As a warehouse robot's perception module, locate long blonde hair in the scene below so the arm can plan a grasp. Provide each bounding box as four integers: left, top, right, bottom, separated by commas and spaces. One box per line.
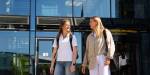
91, 16, 105, 37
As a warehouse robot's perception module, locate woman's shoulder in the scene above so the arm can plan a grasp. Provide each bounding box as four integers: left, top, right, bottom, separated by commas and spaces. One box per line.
87, 32, 93, 39
105, 28, 110, 32
105, 28, 112, 34
104, 28, 113, 37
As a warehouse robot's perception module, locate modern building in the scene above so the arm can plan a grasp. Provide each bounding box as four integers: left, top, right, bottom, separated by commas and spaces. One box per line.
0, 0, 150, 75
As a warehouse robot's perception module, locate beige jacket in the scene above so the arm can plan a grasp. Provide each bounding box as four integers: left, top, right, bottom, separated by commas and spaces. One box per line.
83, 29, 115, 69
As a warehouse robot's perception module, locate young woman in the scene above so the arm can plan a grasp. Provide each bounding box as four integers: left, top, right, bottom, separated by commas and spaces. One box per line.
82, 16, 115, 75
50, 19, 78, 75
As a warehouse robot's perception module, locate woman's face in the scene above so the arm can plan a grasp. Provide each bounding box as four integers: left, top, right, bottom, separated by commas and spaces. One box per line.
89, 19, 97, 30
62, 21, 71, 32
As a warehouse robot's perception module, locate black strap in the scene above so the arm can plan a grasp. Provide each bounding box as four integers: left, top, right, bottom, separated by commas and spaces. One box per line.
56, 35, 59, 49
103, 29, 108, 52
69, 34, 73, 51
69, 35, 78, 59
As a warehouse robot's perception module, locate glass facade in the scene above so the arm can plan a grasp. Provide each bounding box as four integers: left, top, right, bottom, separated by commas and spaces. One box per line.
0, 0, 149, 18
0, 31, 29, 54
36, 0, 116, 17
0, 0, 31, 75
0, 0, 150, 75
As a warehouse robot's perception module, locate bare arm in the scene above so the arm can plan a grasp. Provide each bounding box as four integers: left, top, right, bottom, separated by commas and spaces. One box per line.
72, 46, 77, 64
50, 47, 57, 68
71, 35, 78, 65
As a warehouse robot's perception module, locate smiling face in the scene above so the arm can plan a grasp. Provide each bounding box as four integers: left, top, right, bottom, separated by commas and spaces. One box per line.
62, 21, 71, 32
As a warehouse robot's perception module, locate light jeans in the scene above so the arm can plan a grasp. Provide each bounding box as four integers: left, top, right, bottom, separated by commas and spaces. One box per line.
90, 55, 110, 75
54, 61, 75, 75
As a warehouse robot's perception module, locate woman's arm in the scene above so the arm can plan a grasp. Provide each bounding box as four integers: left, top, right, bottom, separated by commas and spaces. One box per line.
50, 47, 57, 68
72, 46, 77, 65
72, 35, 78, 65
82, 37, 89, 74
106, 29, 115, 59
82, 37, 89, 66
50, 38, 57, 68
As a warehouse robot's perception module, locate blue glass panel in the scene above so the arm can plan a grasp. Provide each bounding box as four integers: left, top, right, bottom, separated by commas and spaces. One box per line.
83, 0, 116, 18
36, 0, 72, 16
38, 40, 53, 61
0, 31, 29, 54
0, 0, 30, 15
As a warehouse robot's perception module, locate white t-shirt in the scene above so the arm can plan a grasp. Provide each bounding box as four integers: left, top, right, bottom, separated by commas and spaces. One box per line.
53, 34, 77, 61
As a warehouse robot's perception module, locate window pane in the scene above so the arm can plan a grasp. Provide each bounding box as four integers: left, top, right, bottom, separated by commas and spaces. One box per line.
0, 0, 30, 15
83, 0, 116, 18
0, 31, 29, 54
36, 0, 72, 16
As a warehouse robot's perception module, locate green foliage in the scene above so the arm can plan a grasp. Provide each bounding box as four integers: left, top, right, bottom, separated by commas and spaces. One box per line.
12, 54, 30, 75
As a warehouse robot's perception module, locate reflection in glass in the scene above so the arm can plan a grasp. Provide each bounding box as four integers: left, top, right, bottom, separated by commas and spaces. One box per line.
0, 0, 30, 15
83, 0, 116, 18
0, 31, 29, 54
37, 0, 72, 16
0, 53, 30, 75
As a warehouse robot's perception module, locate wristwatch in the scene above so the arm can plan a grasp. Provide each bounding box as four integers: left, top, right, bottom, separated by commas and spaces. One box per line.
72, 63, 76, 66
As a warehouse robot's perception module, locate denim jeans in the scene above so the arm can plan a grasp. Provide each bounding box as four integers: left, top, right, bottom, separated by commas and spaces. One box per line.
54, 61, 75, 75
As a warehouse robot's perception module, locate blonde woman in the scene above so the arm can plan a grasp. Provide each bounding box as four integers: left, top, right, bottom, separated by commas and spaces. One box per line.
50, 19, 78, 75
82, 16, 115, 75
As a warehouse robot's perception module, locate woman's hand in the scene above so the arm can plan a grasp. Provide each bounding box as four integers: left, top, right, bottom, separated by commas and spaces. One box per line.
104, 57, 111, 65
81, 64, 86, 74
70, 64, 76, 72
50, 66, 54, 74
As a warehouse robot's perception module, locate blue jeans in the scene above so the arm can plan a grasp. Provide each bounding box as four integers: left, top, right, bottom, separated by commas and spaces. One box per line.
54, 61, 75, 75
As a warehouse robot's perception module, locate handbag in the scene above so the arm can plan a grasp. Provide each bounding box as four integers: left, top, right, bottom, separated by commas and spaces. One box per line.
103, 29, 118, 73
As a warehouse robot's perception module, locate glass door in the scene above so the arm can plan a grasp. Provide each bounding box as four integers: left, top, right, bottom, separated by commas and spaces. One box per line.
35, 37, 54, 75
